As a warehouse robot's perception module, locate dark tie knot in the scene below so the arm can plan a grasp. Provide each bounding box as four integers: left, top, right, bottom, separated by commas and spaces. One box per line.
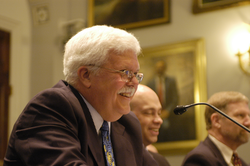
233, 153, 239, 158
101, 121, 109, 131
232, 152, 242, 166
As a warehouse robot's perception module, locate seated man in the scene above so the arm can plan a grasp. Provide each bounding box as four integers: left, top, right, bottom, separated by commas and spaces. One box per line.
182, 91, 250, 166
131, 84, 171, 166
4, 25, 158, 166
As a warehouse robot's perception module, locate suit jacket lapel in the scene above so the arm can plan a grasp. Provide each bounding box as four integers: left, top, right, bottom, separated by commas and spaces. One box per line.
69, 84, 105, 166
86, 120, 105, 166
79, 101, 105, 165
204, 137, 228, 166
111, 121, 138, 166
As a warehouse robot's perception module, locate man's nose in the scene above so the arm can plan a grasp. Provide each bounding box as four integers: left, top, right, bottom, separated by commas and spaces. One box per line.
243, 115, 250, 128
154, 115, 163, 125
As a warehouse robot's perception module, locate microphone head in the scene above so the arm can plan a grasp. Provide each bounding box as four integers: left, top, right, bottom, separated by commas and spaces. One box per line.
174, 105, 187, 115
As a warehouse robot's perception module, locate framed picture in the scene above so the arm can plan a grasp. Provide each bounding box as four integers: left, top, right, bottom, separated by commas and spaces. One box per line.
139, 38, 207, 155
88, 0, 170, 29
193, 0, 250, 14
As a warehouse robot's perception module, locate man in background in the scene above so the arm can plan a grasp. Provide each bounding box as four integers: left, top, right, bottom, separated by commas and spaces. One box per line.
131, 84, 171, 166
182, 91, 250, 166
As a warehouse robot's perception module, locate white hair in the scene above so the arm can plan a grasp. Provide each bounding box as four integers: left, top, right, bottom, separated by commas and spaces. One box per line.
63, 25, 141, 86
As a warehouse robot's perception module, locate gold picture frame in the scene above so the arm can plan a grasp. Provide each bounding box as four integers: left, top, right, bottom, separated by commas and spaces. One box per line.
139, 38, 207, 155
193, 0, 250, 14
88, 0, 170, 29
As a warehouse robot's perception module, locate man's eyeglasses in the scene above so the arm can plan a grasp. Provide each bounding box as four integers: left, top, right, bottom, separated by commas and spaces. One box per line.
87, 64, 143, 83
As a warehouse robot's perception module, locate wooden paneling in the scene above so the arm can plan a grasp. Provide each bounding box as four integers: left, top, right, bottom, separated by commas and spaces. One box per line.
0, 29, 10, 161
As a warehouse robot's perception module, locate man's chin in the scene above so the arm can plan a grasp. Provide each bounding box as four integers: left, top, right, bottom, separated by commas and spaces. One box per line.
239, 132, 250, 143
118, 107, 130, 115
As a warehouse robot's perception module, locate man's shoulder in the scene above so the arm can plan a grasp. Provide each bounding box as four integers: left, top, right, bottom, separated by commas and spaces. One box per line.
31, 80, 69, 98
33, 80, 77, 103
117, 112, 141, 131
182, 137, 226, 166
186, 137, 216, 156
20, 80, 84, 126
149, 151, 170, 166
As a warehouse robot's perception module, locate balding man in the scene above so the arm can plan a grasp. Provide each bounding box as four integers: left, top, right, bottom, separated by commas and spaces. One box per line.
131, 84, 171, 166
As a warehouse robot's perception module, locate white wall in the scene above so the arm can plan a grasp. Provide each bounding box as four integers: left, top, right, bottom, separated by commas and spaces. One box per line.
28, 0, 87, 97
1, 0, 250, 165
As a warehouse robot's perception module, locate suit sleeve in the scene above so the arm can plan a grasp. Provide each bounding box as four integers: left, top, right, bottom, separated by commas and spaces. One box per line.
4, 89, 88, 166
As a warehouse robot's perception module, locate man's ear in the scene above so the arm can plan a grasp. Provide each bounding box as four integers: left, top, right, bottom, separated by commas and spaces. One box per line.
77, 66, 91, 88
211, 113, 221, 128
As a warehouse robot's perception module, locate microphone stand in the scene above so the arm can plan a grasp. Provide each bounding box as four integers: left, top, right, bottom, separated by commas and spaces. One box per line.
174, 102, 250, 133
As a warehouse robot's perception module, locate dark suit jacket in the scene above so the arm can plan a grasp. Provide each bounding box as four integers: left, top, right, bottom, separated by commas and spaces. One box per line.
4, 80, 158, 166
182, 136, 248, 166
149, 151, 171, 166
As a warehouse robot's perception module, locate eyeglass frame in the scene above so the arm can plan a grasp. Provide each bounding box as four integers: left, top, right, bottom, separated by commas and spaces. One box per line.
87, 64, 144, 83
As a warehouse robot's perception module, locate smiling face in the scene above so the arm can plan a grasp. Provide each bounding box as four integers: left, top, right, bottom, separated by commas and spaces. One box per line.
88, 50, 140, 122
131, 85, 163, 146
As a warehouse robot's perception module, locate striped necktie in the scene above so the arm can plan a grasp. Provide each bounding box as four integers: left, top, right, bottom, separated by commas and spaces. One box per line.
232, 153, 242, 166
100, 121, 115, 166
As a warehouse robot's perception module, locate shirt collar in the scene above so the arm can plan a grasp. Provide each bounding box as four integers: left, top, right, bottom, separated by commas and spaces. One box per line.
208, 134, 234, 166
79, 93, 111, 134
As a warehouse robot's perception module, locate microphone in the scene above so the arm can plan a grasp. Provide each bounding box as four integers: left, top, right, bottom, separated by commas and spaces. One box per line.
174, 102, 250, 133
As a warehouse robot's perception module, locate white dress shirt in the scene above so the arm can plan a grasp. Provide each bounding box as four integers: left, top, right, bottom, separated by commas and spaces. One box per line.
208, 134, 234, 166
80, 94, 111, 135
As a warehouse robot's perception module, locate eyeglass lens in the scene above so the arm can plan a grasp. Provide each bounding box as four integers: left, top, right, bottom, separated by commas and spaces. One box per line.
122, 70, 143, 83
